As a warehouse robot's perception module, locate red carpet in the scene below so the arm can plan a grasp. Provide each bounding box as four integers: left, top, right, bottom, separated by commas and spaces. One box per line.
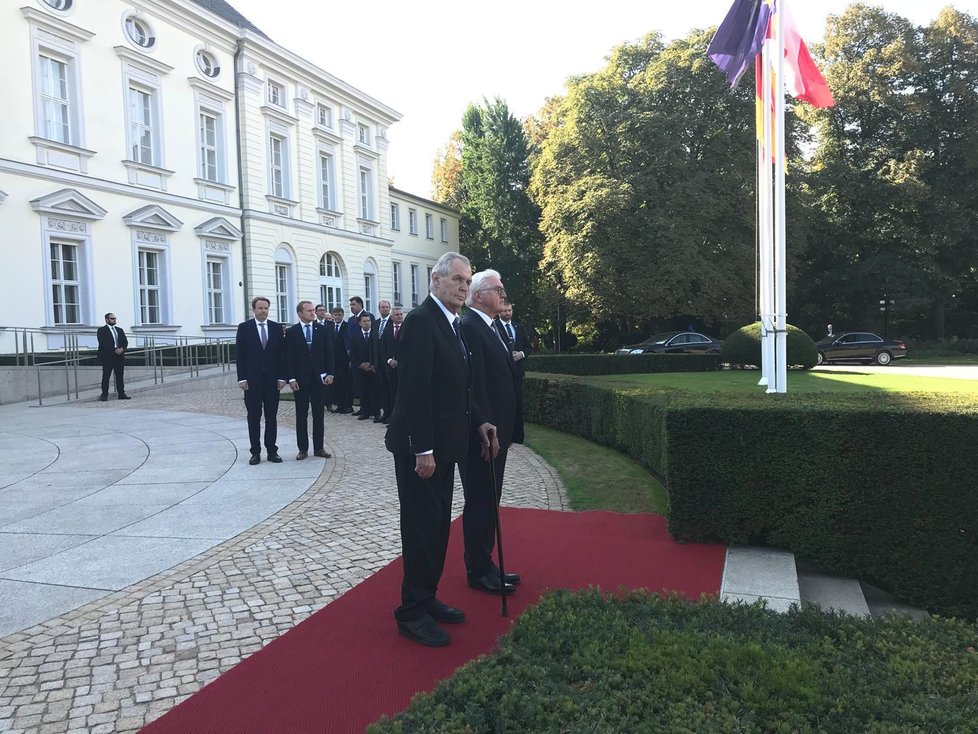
141, 509, 725, 733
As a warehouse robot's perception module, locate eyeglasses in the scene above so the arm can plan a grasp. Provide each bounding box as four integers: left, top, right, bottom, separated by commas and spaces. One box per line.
480, 286, 507, 297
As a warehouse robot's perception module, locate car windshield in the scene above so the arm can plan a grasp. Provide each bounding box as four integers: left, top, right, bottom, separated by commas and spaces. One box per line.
642, 332, 676, 345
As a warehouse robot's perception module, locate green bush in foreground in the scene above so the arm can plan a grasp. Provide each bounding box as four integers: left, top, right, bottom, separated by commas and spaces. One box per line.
721, 321, 818, 368
369, 590, 978, 733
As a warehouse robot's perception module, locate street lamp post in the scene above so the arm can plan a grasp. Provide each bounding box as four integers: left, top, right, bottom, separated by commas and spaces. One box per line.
879, 295, 895, 337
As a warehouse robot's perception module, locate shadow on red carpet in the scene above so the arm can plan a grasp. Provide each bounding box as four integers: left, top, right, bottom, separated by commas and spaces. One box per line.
141, 508, 725, 733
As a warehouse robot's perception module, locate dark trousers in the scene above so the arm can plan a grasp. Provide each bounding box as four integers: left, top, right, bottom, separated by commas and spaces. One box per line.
100, 358, 125, 396
384, 368, 398, 417
394, 454, 456, 621
243, 378, 280, 456
356, 368, 379, 417
332, 362, 352, 409
459, 445, 509, 579
293, 378, 326, 452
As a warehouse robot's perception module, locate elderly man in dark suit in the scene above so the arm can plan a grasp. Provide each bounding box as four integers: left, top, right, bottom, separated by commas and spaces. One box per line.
97, 312, 130, 401
460, 270, 524, 595
378, 306, 403, 424
385, 252, 496, 648
236, 297, 286, 465
284, 300, 335, 460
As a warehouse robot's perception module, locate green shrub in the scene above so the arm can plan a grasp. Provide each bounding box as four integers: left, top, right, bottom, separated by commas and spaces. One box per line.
523, 374, 978, 617
528, 353, 720, 375
721, 322, 818, 368
369, 590, 978, 733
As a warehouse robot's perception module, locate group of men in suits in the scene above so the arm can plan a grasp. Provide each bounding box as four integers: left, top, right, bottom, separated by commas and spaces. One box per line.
235, 296, 336, 464
385, 252, 528, 648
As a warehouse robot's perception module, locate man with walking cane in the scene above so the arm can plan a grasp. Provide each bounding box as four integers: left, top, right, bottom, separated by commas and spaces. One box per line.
385, 252, 497, 647
459, 270, 524, 599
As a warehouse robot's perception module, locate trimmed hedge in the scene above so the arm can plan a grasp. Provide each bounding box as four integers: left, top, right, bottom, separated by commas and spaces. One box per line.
523, 374, 978, 617
527, 353, 721, 375
721, 321, 818, 368
369, 590, 978, 733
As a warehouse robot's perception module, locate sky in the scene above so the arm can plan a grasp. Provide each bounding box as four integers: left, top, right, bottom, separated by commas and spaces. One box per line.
228, 0, 978, 199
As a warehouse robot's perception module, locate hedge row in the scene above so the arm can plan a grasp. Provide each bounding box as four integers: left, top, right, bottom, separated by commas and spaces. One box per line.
523, 374, 978, 617
370, 590, 978, 732
527, 353, 721, 375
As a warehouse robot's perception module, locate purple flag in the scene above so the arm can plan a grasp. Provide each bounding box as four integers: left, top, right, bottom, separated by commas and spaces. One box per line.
707, 0, 774, 88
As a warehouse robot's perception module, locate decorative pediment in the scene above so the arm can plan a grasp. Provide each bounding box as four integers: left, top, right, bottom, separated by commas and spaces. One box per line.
194, 217, 242, 241
123, 205, 184, 232
30, 188, 107, 220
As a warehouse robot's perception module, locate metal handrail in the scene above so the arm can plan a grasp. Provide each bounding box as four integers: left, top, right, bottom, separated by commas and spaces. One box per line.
0, 327, 233, 405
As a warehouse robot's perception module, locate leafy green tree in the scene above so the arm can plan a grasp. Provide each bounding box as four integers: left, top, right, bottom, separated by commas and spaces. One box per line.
430, 129, 463, 211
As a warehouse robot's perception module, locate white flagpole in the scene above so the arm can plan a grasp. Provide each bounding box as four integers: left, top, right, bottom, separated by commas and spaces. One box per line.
759, 32, 774, 389
774, 0, 788, 393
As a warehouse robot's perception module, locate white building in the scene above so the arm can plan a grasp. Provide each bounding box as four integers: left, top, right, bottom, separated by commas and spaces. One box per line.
0, 0, 458, 353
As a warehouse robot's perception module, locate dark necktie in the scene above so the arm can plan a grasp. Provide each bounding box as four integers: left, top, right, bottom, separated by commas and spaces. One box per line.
304, 324, 312, 349
393, 324, 399, 340
379, 318, 387, 336
506, 323, 515, 344
452, 317, 467, 360
259, 322, 267, 349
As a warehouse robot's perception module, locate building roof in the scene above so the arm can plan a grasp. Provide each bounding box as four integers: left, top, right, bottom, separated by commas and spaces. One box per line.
190, 0, 269, 38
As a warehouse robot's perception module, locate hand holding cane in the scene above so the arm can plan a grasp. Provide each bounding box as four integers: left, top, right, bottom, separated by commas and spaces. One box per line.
486, 427, 508, 617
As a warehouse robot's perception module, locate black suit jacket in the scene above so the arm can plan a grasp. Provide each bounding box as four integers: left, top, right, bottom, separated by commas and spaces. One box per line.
330, 320, 349, 369
345, 310, 374, 351
464, 310, 524, 448
379, 320, 400, 372
498, 319, 532, 379
97, 324, 128, 363
284, 320, 334, 386
385, 295, 482, 462
236, 319, 284, 384
349, 327, 377, 370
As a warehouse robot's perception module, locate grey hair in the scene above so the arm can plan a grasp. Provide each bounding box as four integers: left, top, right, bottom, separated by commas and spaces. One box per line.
465, 269, 502, 307
430, 251, 471, 289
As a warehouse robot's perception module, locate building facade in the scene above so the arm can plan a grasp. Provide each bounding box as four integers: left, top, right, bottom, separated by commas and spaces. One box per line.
0, 0, 458, 352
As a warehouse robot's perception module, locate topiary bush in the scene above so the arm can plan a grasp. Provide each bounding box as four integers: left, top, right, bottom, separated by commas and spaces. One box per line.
721, 321, 817, 368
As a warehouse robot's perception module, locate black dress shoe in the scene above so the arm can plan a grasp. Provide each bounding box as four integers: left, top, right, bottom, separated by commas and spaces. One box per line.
357, 414, 370, 421
424, 599, 466, 624
249, 455, 261, 465
468, 574, 516, 595
501, 572, 521, 585
118, 394, 131, 400
267, 453, 283, 463
314, 449, 331, 459
373, 415, 384, 423
396, 616, 450, 647
99, 395, 108, 402
338, 407, 353, 414
352, 410, 361, 417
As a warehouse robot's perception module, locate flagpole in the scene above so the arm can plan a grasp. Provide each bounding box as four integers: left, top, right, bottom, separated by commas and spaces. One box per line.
759, 34, 774, 390
774, 0, 788, 393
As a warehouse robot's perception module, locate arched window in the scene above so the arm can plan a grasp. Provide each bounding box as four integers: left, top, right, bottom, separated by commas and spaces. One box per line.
274, 246, 295, 323
319, 252, 344, 311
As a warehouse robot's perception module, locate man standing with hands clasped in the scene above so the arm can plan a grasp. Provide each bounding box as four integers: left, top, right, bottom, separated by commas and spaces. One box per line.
460, 271, 524, 596
285, 300, 335, 461
236, 297, 286, 465
97, 313, 130, 401
385, 252, 496, 647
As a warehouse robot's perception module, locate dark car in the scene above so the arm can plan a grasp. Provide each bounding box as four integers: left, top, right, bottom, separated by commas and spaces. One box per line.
615, 331, 724, 355
816, 331, 907, 366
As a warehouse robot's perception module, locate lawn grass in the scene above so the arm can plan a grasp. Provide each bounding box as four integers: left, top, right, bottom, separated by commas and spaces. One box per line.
594, 368, 978, 395
523, 423, 669, 516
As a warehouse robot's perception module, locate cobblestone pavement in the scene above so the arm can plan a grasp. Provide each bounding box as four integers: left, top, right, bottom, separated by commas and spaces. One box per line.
0, 385, 568, 733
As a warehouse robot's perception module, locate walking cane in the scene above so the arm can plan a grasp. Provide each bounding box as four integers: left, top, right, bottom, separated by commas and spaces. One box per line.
487, 428, 508, 617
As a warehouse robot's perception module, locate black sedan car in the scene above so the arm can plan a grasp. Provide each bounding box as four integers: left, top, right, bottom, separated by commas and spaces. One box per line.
815, 332, 907, 365
615, 331, 724, 355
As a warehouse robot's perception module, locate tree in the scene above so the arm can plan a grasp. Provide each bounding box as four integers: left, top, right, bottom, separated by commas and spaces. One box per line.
530, 31, 808, 349
430, 130, 464, 211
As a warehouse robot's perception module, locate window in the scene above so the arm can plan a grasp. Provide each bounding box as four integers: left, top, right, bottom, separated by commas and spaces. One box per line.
363, 261, 377, 314
137, 249, 162, 324
425, 213, 434, 240
199, 110, 220, 181
410, 264, 419, 307
358, 165, 374, 220
50, 240, 81, 324
440, 217, 448, 243
316, 103, 332, 128
195, 49, 220, 79
206, 258, 225, 324
128, 85, 158, 165
358, 123, 370, 145
39, 55, 72, 144
269, 133, 286, 198
267, 79, 285, 107
426, 265, 433, 286
408, 208, 418, 236
274, 247, 294, 322
390, 203, 400, 231
392, 261, 402, 306
318, 151, 335, 210
319, 253, 343, 311
41, 0, 73, 9
124, 15, 156, 50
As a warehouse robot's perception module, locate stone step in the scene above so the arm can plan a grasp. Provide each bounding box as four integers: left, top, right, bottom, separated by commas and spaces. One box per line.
720, 546, 801, 613
797, 573, 871, 617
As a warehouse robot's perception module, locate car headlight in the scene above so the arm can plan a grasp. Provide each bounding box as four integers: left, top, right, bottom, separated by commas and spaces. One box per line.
629, 349, 645, 355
